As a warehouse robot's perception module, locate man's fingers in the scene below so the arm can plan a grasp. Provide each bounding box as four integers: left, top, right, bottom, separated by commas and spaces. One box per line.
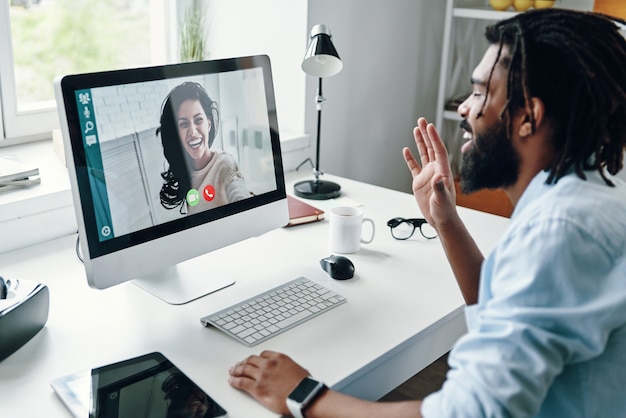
228, 374, 254, 391
229, 362, 257, 379
259, 350, 282, 361
413, 125, 429, 166
426, 123, 450, 164
229, 354, 267, 381
403, 147, 422, 176
417, 117, 436, 163
246, 353, 268, 367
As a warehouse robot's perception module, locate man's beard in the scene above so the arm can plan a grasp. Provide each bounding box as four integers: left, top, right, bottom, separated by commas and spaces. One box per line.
460, 119, 520, 195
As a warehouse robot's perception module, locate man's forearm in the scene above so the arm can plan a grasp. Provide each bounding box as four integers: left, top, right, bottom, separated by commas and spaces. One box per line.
306, 389, 424, 418
437, 215, 484, 305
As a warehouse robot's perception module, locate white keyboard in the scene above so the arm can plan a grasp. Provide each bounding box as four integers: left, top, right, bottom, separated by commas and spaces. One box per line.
200, 277, 347, 346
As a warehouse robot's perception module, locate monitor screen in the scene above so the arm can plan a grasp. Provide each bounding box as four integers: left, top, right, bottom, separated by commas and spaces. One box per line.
55, 55, 288, 304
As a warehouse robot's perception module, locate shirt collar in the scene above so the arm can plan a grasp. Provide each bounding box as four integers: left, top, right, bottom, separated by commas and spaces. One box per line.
510, 170, 551, 220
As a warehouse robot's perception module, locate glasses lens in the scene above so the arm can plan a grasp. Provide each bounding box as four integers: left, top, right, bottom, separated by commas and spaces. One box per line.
391, 221, 415, 240
420, 222, 438, 239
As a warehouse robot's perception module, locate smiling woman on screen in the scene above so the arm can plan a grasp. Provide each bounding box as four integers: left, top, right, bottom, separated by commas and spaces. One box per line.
157, 81, 249, 215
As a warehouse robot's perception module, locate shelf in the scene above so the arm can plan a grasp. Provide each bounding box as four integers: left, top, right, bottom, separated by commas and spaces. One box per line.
453, 7, 519, 20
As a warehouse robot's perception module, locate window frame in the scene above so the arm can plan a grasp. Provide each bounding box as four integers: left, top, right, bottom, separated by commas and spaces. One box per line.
0, 0, 173, 143
0, 0, 56, 142
0, 0, 307, 147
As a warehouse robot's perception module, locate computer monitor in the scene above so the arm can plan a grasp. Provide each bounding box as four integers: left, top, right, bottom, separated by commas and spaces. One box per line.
55, 55, 288, 304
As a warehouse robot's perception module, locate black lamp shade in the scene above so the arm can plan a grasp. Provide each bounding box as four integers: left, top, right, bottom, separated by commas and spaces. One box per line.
301, 24, 343, 77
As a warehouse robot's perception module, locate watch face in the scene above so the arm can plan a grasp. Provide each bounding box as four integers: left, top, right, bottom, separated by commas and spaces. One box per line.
290, 377, 322, 402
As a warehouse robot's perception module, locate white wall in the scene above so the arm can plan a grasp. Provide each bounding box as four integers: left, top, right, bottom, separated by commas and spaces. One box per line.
203, 0, 308, 137
305, 0, 446, 194
197, 1, 445, 194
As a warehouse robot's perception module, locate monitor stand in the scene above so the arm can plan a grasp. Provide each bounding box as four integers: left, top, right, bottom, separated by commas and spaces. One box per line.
131, 254, 235, 305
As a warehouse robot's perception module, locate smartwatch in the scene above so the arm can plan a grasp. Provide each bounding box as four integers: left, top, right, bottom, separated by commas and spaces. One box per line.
286, 377, 328, 418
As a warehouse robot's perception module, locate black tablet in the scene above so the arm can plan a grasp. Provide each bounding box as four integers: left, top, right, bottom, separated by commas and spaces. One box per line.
51, 352, 227, 418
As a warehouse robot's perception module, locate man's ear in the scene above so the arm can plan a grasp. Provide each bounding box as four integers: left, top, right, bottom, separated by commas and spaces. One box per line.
518, 97, 545, 138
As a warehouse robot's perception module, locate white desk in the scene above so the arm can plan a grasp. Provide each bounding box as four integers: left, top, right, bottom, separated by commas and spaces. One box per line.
0, 173, 509, 417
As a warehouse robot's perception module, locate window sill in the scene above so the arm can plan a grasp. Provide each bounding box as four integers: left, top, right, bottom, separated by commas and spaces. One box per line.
0, 139, 76, 254
0, 131, 310, 254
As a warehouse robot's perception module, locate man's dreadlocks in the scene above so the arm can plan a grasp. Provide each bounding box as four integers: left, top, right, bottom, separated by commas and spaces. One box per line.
483, 8, 626, 186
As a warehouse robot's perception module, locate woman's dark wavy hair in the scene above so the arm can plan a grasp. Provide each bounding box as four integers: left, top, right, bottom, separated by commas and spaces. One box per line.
481, 8, 626, 186
157, 81, 220, 210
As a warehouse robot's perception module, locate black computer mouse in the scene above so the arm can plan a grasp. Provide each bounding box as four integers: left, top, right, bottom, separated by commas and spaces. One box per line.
320, 255, 355, 280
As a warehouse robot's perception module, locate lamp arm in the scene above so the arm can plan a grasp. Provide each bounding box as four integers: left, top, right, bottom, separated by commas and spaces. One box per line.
314, 77, 326, 181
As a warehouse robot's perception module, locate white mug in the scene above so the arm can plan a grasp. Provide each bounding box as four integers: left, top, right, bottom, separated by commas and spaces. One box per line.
329, 206, 375, 254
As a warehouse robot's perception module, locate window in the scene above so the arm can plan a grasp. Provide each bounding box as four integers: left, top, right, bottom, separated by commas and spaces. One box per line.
0, 0, 306, 144
0, 0, 171, 142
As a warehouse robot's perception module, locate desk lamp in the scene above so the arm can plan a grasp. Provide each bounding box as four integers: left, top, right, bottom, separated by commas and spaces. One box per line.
294, 24, 343, 200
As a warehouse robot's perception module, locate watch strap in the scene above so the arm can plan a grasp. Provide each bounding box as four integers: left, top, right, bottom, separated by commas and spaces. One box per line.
286, 377, 327, 418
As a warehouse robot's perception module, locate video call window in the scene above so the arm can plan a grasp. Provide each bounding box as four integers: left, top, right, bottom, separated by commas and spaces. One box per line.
73, 68, 278, 243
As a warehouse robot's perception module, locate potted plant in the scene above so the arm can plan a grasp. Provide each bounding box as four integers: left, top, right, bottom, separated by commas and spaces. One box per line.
180, 0, 207, 62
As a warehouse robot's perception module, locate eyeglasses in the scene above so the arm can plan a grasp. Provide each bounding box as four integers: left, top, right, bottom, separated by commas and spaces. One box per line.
387, 217, 438, 240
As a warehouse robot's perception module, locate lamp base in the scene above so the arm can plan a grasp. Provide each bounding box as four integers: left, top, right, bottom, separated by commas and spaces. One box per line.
294, 179, 341, 200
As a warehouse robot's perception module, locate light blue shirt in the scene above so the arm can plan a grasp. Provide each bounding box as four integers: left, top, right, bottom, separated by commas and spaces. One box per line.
422, 169, 626, 417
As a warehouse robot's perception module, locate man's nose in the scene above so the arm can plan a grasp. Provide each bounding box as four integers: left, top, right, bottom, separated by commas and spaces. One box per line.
457, 96, 470, 119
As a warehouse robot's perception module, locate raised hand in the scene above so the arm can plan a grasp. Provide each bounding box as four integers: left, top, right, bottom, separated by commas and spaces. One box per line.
404, 117, 483, 304
403, 117, 458, 230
